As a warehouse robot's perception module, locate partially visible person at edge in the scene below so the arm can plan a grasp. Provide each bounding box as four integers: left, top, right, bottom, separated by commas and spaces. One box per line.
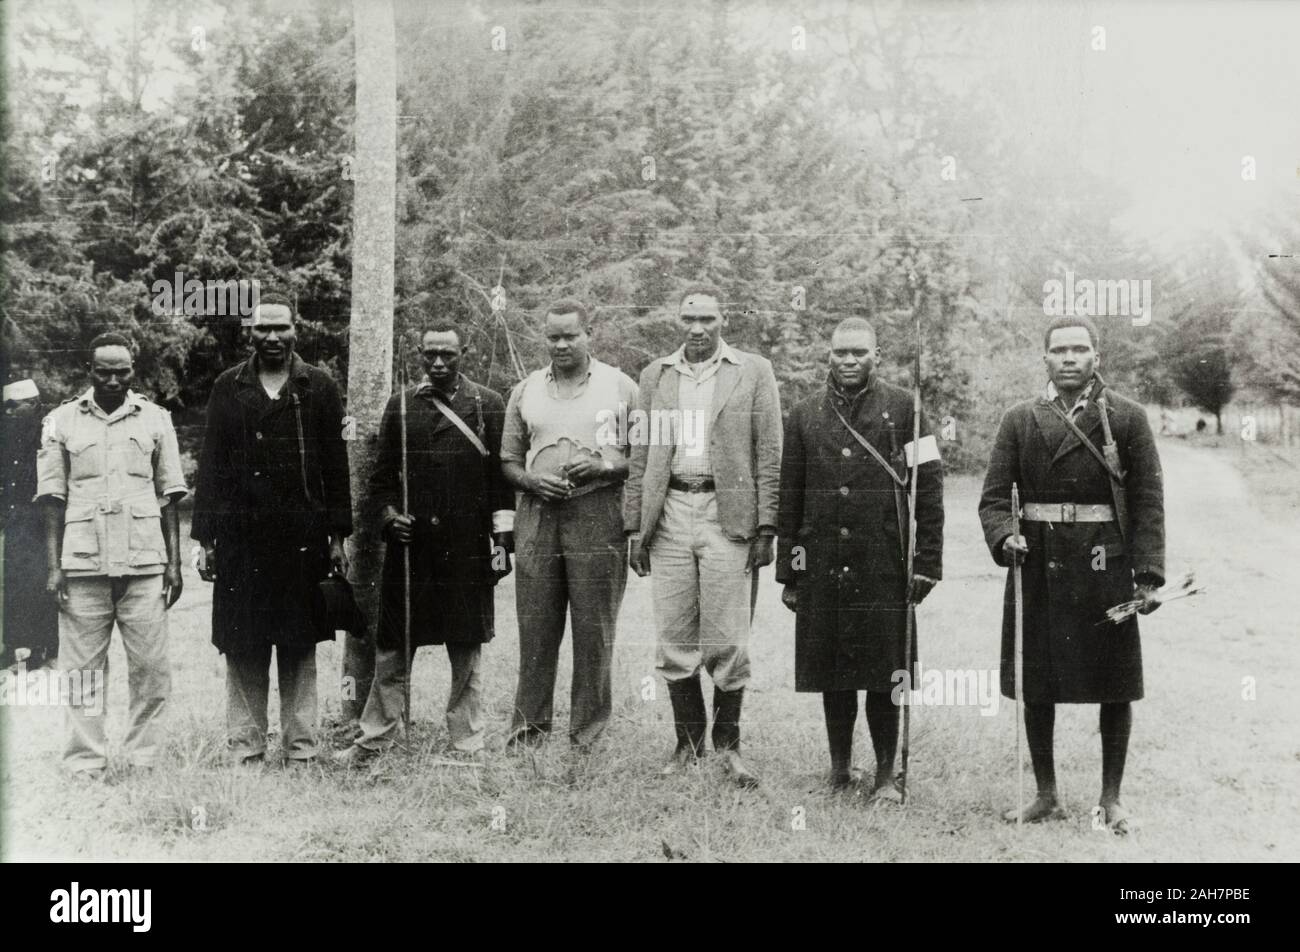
3, 378, 59, 669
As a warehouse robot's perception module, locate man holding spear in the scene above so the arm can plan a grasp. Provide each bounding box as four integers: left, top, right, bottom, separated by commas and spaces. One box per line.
979, 315, 1165, 833
777, 316, 943, 800
335, 321, 513, 765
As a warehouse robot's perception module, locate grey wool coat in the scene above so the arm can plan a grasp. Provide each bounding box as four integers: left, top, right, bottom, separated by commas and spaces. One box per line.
978, 380, 1165, 703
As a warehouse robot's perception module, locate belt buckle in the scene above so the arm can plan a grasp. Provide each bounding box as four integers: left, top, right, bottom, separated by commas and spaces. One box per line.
1060, 502, 1076, 523
97, 499, 119, 514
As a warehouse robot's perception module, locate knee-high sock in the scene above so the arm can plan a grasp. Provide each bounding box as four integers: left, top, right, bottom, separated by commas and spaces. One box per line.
1100, 701, 1131, 803
1023, 701, 1057, 797
864, 690, 899, 772
822, 691, 856, 773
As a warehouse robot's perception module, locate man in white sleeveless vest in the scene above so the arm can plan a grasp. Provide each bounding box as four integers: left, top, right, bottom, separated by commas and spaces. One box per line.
501, 299, 638, 751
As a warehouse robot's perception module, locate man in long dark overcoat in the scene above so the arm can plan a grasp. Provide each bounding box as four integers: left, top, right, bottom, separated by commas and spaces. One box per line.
979, 315, 1164, 832
336, 322, 513, 763
777, 317, 943, 798
2, 380, 59, 668
193, 294, 352, 765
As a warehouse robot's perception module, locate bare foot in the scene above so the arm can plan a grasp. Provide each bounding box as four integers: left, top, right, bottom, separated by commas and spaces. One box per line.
1002, 794, 1065, 823
866, 769, 903, 804
1095, 801, 1131, 835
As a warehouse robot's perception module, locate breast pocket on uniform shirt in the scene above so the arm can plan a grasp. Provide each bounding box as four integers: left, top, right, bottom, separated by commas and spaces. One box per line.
125, 434, 155, 478
67, 437, 100, 482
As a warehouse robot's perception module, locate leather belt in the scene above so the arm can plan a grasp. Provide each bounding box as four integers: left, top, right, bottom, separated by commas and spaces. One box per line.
668, 476, 716, 493
1021, 502, 1115, 523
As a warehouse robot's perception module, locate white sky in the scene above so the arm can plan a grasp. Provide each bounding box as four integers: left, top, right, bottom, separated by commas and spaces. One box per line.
12, 0, 1299, 262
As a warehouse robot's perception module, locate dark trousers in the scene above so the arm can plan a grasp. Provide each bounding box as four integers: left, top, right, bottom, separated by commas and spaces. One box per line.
510, 486, 626, 747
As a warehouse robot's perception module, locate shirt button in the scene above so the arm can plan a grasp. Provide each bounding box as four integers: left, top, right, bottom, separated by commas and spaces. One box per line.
840, 527, 849, 537
841, 447, 851, 457
256, 432, 264, 440
842, 566, 850, 573
839, 486, 849, 496
430, 515, 440, 527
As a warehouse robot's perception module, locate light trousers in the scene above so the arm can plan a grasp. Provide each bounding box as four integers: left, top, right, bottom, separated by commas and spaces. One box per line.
59, 574, 170, 773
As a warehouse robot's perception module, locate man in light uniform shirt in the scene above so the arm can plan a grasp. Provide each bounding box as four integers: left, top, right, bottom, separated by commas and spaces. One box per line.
36, 332, 187, 779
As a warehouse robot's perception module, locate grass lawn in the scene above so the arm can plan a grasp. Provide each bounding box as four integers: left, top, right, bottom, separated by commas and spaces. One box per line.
3, 437, 1297, 861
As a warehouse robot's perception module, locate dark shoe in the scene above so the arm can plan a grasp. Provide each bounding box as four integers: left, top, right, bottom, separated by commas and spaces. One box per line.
234, 752, 265, 768
718, 749, 760, 789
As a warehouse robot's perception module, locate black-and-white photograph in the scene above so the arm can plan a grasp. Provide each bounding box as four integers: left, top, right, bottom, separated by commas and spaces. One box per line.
1, 0, 1296, 884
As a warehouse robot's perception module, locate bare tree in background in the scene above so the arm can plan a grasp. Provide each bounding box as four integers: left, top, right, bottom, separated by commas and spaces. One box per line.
342, 0, 397, 724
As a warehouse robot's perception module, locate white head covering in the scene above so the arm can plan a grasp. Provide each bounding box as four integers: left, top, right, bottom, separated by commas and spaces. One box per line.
3, 379, 39, 401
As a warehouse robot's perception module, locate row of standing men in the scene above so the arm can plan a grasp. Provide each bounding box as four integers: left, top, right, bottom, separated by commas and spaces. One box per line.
29, 287, 1164, 826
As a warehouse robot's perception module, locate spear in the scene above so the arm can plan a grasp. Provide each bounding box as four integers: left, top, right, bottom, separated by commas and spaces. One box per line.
900, 285, 922, 805
398, 362, 412, 732
1011, 481, 1025, 826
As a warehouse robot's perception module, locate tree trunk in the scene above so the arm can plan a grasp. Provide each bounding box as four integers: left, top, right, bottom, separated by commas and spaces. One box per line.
1215, 409, 1223, 435
342, 0, 396, 723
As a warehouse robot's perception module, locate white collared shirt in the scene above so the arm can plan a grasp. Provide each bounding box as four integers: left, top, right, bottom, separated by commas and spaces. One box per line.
669, 340, 741, 479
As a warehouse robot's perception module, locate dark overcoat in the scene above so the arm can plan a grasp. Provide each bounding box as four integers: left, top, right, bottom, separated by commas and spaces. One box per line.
368, 376, 512, 650
777, 376, 944, 692
191, 354, 353, 654
2, 402, 58, 658
978, 381, 1165, 703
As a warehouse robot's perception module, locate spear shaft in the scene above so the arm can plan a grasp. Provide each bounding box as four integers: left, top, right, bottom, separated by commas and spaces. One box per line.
900, 289, 922, 804
1011, 481, 1024, 825
399, 366, 412, 732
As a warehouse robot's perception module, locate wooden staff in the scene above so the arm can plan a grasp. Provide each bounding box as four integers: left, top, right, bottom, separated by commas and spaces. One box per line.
900, 292, 922, 805
399, 364, 412, 732
1011, 481, 1024, 825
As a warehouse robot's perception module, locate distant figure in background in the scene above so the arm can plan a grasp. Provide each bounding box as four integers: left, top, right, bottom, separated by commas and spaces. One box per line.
979, 315, 1165, 834
336, 322, 514, 766
36, 335, 187, 779
2, 379, 59, 669
192, 294, 353, 766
